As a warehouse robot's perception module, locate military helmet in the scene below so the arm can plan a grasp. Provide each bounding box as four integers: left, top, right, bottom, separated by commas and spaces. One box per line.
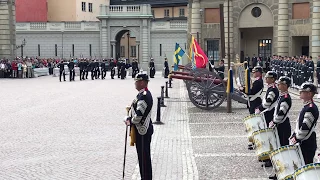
278, 76, 291, 87
265, 71, 277, 79
252, 66, 263, 73
134, 73, 149, 82
299, 83, 317, 94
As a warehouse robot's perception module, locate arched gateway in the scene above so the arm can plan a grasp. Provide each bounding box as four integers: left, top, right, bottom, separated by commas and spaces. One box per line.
97, 5, 152, 70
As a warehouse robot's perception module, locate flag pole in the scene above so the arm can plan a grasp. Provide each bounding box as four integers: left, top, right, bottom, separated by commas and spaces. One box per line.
226, 0, 232, 113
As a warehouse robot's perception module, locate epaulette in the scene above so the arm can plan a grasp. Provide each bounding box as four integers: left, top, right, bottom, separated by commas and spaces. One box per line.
310, 103, 313, 107
284, 94, 288, 98
143, 91, 147, 95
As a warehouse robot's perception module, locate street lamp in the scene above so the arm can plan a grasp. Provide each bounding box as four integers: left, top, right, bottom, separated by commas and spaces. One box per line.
16, 38, 27, 57
127, 31, 130, 61
199, 8, 203, 47
226, 0, 232, 113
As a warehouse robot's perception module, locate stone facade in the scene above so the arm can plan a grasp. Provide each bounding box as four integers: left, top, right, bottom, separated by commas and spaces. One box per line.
189, 0, 319, 62
14, 4, 188, 71
0, 0, 16, 59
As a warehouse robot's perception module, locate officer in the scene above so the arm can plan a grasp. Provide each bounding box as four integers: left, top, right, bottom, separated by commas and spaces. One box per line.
90, 60, 96, 80
101, 59, 107, 80
214, 59, 225, 80
241, 66, 264, 114
110, 58, 116, 79
164, 57, 169, 78
84, 59, 89, 80
79, 59, 84, 81
290, 83, 319, 165
132, 58, 139, 78
317, 55, 320, 87
95, 59, 100, 79
117, 59, 121, 78
68, 60, 75, 81
57, 60, 66, 82
120, 60, 126, 80
149, 58, 155, 78
268, 76, 292, 179
125, 73, 153, 180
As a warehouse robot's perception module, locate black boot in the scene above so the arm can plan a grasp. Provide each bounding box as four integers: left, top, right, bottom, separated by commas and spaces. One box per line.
262, 160, 272, 167
268, 174, 277, 180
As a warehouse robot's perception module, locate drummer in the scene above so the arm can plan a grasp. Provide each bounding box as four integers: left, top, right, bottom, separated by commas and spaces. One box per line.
241, 66, 264, 114
289, 83, 319, 164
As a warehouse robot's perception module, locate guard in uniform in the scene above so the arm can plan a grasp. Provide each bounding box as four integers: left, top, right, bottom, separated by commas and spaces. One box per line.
241, 66, 264, 114
110, 59, 116, 79
68, 60, 75, 81
79, 59, 84, 80
132, 58, 139, 78
120, 60, 126, 80
85, 59, 89, 79
164, 58, 169, 78
214, 59, 225, 79
95, 60, 100, 79
101, 59, 107, 80
289, 83, 319, 165
268, 76, 292, 180
57, 61, 66, 82
125, 73, 153, 180
117, 59, 121, 78
90, 60, 96, 80
317, 56, 320, 87
149, 58, 155, 78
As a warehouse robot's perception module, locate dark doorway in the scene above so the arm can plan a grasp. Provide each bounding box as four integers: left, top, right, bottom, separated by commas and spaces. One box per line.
302, 46, 309, 56
115, 30, 129, 60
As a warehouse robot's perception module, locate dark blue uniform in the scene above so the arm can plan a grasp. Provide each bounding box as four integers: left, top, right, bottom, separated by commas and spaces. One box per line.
129, 87, 153, 180
245, 77, 264, 114
291, 101, 319, 164
258, 84, 279, 124
273, 92, 292, 146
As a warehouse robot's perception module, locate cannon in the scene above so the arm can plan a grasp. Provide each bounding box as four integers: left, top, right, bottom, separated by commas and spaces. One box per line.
169, 64, 247, 110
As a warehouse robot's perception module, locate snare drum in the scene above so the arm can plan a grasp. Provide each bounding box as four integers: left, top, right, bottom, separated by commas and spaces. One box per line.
252, 128, 280, 161
294, 163, 320, 180
269, 145, 305, 180
243, 114, 267, 142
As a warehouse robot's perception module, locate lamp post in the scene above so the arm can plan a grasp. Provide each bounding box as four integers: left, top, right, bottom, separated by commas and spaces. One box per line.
127, 31, 130, 61
227, 0, 232, 113
61, 30, 64, 60
16, 38, 27, 57
199, 8, 203, 48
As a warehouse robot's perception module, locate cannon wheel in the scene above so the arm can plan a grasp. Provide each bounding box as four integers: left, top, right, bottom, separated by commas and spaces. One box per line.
187, 69, 226, 110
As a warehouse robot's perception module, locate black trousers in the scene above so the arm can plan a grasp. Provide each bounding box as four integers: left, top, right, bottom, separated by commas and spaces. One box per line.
95, 68, 100, 79
101, 69, 106, 79
59, 70, 65, 81
301, 132, 317, 164
164, 68, 169, 78
91, 70, 95, 80
111, 68, 115, 79
69, 69, 75, 81
262, 109, 274, 125
132, 69, 138, 78
85, 70, 88, 79
248, 98, 262, 114
80, 69, 84, 80
276, 118, 291, 146
317, 73, 320, 85
121, 69, 126, 79
150, 68, 155, 78
118, 68, 121, 78
135, 125, 153, 180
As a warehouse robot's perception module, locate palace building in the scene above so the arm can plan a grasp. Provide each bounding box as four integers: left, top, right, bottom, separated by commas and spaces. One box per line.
188, 0, 320, 62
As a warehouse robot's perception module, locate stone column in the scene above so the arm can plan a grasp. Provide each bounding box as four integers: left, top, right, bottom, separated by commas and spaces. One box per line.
0, 0, 16, 59
100, 19, 108, 58
312, 0, 320, 62
140, 19, 150, 70
190, 0, 201, 43
277, 0, 289, 56
224, 0, 233, 60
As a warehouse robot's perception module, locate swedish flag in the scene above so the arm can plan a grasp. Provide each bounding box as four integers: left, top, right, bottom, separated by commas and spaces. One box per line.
174, 43, 185, 71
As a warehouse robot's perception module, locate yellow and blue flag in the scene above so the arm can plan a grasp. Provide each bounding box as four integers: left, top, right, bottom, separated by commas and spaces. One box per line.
174, 43, 185, 71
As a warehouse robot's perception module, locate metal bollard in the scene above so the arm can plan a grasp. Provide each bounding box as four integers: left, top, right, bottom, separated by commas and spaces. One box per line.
160, 86, 166, 107
168, 78, 172, 88
165, 81, 169, 98
154, 97, 164, 124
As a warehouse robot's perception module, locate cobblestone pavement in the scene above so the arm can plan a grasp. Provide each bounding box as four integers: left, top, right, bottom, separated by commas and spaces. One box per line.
0, 72, 168, 180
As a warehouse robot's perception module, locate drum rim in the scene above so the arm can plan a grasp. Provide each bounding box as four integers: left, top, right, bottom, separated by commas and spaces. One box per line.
294, 163, 320, 177
269, 145, 297, 158
243, 114, 262, 121
251, 128, 275, 136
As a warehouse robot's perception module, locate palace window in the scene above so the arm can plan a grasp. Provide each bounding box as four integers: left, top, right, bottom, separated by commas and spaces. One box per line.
82, 2, 86, 12
89, 44, 92, 57
55, 44, 58, 57
164, 9, 170, 17
38, 44, 40, 57
205, 8, 220, 23
292, 2, 310, 19
207, 40, 220, 61
160, 44, 162, 56
120, 46, 125, 57
258, 39, 272, 58
72, 44, 75, 57
179, 8, 185, 17
130, 46, 136, 57
89, 3, 93, 12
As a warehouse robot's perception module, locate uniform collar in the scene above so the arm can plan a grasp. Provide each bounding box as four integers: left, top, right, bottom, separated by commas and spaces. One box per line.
303, 100, 313, 105
139, 87, 148, 94
280, 91, 288, 96
267, 83, 275, 88
255, 76, 262, 80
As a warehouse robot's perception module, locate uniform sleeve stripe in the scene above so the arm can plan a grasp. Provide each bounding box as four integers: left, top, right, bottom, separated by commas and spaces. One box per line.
279, 102, 289, 114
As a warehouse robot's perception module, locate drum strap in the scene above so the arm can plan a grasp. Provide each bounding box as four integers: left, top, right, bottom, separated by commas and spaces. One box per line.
295, 119, 316, 142
249, 89, 263, 101
261, 100, 277, 114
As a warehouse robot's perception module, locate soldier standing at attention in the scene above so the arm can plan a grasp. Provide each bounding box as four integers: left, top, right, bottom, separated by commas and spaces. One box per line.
68, 60, 75, 81
125, 73, 153, 180
290, 83, 319, 165
317, 55, 320, 87
84, 59, 89, 80
132, 58, 139, 78
79, 59, 84, 81
57, 60, 66, 82
149, 58, 155, 78
110, 59, 116, 79
117, 59, 121, 78
120, 60, 126, 80
95, 60, 100, 79
164, 58, 169, 78
90, 60, 96, 80
101, 59, 107, 80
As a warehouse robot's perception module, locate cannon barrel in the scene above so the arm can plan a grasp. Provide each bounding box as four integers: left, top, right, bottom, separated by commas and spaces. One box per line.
169, 74, 224, 84
170, 71, 191, 76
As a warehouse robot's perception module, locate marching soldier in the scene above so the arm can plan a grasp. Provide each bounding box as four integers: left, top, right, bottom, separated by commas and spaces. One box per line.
317, 55, 320, 87
120, 60, 126, 80
90, 60, 96, 80
79, 59, 84, 81
101, 59, 107, 80
110, 59, 116, 79
84, 59, 89, 80
95, 60, 100, 79
68, 60, 75, 81
214, 59, 225, 80
241, 66, 264, 114
124, 73, 153, 180
164, 57, 169, 78
289, 83, 319, 165
149, 58, 155, 78
268, 76, 292, 179
117, 59, 121, 78
132, 58, 139, 78
57, 60, 66, 82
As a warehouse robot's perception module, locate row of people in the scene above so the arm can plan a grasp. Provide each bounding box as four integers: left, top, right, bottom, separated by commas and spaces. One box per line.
241, 66, 319, 179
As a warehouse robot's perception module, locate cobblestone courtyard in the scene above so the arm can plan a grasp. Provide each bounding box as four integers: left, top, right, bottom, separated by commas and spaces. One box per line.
1, 73, 320, 180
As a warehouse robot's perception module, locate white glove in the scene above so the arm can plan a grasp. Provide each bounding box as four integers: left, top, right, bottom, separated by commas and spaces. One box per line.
269, 121, 275, 128
255, 109, 260, 114
289, 137, 297, 145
